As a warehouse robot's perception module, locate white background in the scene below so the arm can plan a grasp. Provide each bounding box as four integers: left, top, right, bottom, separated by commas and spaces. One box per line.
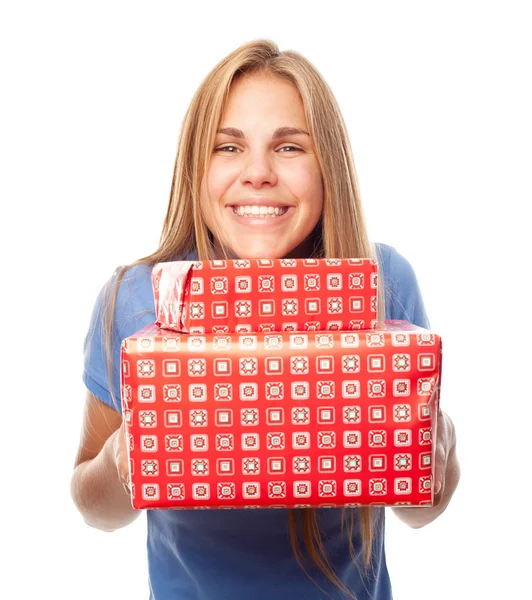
2, 1, 531, 598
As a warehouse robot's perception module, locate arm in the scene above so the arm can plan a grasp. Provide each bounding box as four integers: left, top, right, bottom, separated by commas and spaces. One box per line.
70, 391, 141, 532
385, 245, 461, 527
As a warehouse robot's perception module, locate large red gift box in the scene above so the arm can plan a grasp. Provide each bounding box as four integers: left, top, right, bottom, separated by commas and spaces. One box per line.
151, 257, 378, 334
121, 319, 442, 510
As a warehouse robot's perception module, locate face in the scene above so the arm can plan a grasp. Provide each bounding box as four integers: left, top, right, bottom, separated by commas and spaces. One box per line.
200, 74, 324, 259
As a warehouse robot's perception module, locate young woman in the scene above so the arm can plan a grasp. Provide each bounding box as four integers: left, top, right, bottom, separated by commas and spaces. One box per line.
71, 39, 460, 600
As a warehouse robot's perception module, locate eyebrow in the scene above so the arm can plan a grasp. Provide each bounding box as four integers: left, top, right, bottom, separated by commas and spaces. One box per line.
216, 126, 310, 140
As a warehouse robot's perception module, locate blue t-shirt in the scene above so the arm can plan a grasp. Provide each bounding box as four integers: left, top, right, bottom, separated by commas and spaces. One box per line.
83, 242, 430, 600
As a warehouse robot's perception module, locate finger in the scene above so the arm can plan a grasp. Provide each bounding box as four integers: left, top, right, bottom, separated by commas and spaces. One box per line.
434, 467, 441, 495
429, 377, 441, 415
118, 465, 131, 495
434, 443, 446, 497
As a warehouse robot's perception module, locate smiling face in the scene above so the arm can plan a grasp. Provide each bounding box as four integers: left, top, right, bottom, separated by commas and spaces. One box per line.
199, 73, 324, 259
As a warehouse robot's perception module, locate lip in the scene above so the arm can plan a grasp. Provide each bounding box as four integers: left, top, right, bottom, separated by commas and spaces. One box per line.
226, 205, 294, 226
227, 199, 292, 208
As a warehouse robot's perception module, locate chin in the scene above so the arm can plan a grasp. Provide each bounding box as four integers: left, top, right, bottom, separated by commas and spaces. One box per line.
231, 246, 290, 260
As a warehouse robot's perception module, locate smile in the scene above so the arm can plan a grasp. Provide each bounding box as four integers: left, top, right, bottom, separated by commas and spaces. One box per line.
227, 205, 294, 225
232, 205, 289, 217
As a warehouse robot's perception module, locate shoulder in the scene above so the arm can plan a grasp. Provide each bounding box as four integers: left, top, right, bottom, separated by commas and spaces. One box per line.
374, 242, 415, 282
93, 263, 157, 341
83, 263, 156, 410
115, 262, 153, 298
373, 242, 430, 328
374, 241, 422, 292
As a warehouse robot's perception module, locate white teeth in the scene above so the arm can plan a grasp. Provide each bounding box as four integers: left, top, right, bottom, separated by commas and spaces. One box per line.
232, 205, 289, 218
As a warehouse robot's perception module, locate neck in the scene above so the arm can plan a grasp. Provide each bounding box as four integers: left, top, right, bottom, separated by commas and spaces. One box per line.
211, 228, 321, 261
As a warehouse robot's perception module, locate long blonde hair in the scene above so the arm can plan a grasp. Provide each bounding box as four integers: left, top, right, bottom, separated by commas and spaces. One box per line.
100, 39, 387, 599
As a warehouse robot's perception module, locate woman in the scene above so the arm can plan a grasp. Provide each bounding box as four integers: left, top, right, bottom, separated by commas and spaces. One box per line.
72, 39, 460, 600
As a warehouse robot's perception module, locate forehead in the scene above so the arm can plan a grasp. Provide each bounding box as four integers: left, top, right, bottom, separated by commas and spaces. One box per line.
219, 74, 307, 130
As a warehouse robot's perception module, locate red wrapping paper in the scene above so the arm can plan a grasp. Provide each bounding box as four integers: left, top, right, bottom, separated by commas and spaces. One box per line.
121, 320, 441, 510
152, 258, 378, 334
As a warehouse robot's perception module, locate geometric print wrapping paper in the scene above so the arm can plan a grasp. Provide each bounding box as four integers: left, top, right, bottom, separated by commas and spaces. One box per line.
151, 257, 379, 334
120, 320, 442, 510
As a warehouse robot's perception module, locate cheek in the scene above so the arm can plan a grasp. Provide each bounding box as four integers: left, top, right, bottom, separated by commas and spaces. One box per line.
286, 162, 322, 202
207, 162, 238, 202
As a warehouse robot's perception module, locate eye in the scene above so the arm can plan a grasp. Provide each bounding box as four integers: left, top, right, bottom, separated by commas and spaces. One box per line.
278, 145, 302, 153
215, 145, 303, 153
215, 145, 241, 153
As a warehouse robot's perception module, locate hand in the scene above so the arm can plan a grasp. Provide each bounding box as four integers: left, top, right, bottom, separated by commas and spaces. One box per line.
391, 405, 460, 528
112, 420, 131, 496
433, 406, 458, 506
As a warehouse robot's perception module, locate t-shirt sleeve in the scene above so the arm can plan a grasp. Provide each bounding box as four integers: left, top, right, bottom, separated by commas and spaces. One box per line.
82, 266, 150, 414
384, 245, 431, 329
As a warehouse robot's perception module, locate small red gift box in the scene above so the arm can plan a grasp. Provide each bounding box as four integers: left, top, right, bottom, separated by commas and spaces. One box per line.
151, 257, 378, 334
121, 320, 441, 509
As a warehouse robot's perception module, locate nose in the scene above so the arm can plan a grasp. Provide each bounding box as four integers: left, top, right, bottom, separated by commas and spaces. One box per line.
239, 152, 278, 188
